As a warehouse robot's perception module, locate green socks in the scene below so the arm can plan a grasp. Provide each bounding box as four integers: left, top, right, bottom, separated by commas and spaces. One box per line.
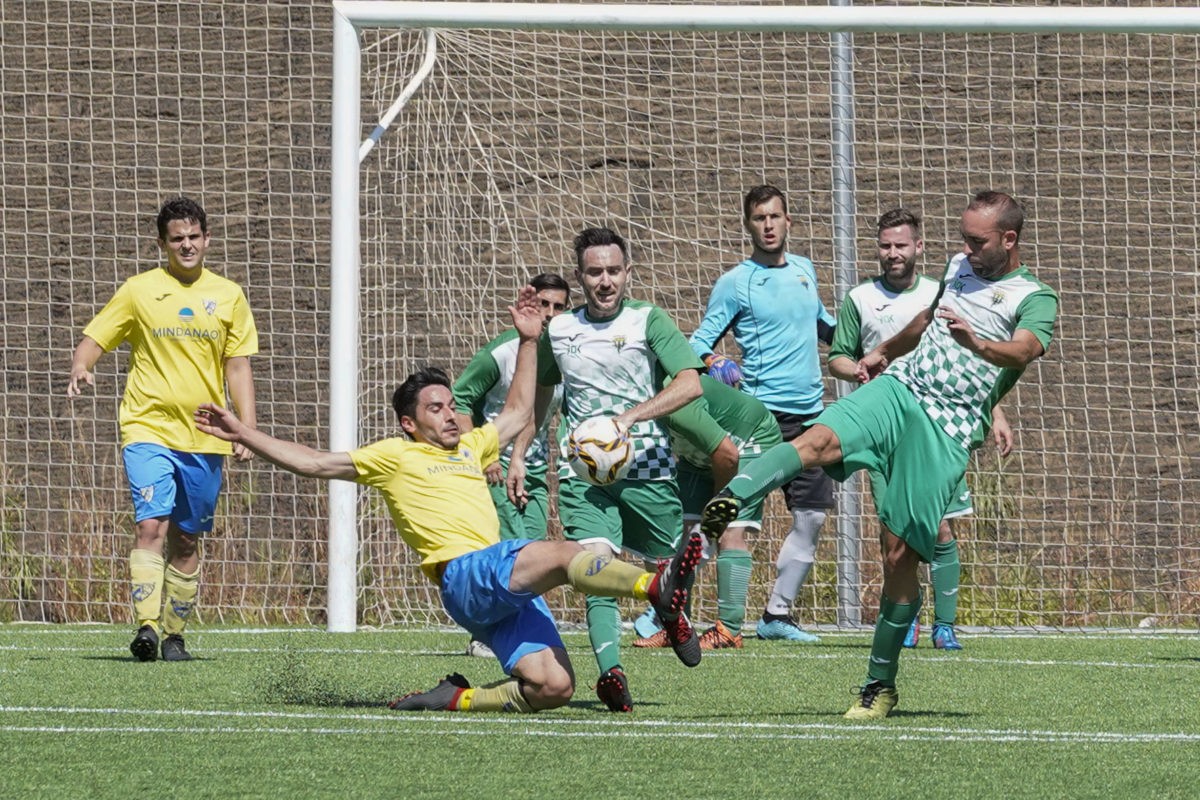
931, 539, 961, 627
866, 593, 921, 686
585, 595, 623, 674
716, 548, 752, 632
723, 443, 804, 503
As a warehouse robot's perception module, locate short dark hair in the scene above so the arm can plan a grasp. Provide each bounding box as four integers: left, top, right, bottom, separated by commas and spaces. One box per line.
877, 207, 922, 237
572, 227, 629, 270
529, 272, 571, 298
743, 184, 788, 221
968, 190, 1024, 240
391, 367, 452, 423
157, 197, 208, 239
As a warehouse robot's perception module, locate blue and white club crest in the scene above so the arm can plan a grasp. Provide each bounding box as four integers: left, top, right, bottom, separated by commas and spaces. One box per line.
203, 299, 217, 315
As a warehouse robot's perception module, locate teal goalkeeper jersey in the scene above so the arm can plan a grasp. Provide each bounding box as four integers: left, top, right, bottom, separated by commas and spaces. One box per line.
887, 253, 1058, 450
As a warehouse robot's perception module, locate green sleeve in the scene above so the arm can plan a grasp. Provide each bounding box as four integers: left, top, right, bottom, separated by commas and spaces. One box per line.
536, 331, 561, 387
666, 395, 728, 467
827, 293, 864, 361
452, 340, 503, 423
646, 305, 706, 376
1014, 289, 1059, 351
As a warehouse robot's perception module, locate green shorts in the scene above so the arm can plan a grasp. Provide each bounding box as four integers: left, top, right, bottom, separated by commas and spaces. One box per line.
490, 468, 551, 541
557, 476, 682, 561
817, 375, 969, 561
677, 459, 764, 530
866, 471, 972, 520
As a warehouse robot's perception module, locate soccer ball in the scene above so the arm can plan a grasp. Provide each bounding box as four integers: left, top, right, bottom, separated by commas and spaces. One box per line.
567, 416, 634, 485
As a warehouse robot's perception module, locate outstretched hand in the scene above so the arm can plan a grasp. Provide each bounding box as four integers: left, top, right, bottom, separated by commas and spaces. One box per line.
510, 285, 543, 340
194, 402, 246, 442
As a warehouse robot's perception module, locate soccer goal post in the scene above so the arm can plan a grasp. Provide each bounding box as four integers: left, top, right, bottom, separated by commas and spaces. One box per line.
329, 2, 1200, 633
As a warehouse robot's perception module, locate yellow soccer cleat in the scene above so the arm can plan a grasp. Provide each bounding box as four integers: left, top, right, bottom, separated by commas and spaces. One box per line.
844, 681, 898, 720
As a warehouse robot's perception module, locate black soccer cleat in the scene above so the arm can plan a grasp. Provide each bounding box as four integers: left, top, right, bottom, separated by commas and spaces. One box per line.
389, 673, 471, 711
129, 624, 159, 662
646, 529, 705, 667
700, 489, 741, 541
595, 668, 633, 712
161, 633, 194, 662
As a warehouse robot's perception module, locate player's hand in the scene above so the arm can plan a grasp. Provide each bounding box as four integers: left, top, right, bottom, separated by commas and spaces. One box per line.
855, 351, 888, 383
232, 442, 255, 462
936, 305, 982, 352
506, 460, 529, 509
509, 285, 543, 341
991, 408, 1014, 457
483, 460, 504, 486
194, 402, 244, 442
66, 366, 94, 397
703, 354, 743, 388
610, 414, 632, 437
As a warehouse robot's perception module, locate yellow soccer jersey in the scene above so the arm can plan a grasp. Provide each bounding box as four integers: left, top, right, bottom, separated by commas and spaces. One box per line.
83, 266, 258, 454
349, 425, 502, 583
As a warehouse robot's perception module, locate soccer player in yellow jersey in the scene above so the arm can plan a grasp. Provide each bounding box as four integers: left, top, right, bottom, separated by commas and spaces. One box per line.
195, 287, 704, 713
67, 197, 258, 662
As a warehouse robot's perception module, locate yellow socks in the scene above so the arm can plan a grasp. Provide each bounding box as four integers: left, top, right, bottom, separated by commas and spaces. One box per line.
566, 550, 651, 600
161, 563, 199, 635
460, 678, 535, 713
129, 549, 164, 630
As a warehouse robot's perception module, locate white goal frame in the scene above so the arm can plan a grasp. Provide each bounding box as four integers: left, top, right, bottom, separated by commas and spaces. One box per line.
328, 1, 1200, 632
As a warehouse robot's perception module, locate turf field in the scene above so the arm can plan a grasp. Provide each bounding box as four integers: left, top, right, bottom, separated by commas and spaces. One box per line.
1, 625, 1196, 799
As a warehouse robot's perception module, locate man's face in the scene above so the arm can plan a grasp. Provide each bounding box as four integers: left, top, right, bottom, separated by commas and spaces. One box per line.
536, 288, 569, 332
744, 197, 790, 256
401, 384, 460, 449
877, 224, 923, 285
576, 244, 630, 318
960, 207, 1016, 279
158, 218, 210, 275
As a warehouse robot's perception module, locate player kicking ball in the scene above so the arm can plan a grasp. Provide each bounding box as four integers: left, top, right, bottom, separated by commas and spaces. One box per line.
196, 287, 702, 713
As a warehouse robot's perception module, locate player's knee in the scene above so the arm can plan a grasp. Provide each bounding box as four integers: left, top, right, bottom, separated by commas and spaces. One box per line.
527, 672, 574, 710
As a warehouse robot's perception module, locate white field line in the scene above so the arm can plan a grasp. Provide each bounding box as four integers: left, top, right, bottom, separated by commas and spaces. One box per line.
0, 642, 1196, 672
0, 705, 1196, 745
1, 626, 1198, 639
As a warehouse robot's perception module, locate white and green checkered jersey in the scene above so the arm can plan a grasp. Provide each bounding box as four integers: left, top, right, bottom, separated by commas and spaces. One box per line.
828, 274, 942, 360
887, 253, 1058, 450
539, 299, 705, 481
452, 328, 563, 473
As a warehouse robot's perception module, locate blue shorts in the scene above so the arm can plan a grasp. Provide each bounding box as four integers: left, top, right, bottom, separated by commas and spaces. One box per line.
122, 443, 224, 534
439, 539, 564, 675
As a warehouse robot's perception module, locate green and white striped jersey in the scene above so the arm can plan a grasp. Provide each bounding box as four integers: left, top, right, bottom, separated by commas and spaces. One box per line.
539, 299, 705, 481
888, 253, 1058, 450
452, 328, 562, 473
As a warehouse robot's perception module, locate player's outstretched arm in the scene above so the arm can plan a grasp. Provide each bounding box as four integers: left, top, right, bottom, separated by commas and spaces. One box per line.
613, 368, 702, 432
493, 286, 543, 448
855, 307, 933, 382
828, 355, 861, 383
67, 337, 105, 397
936, 307, 1045, 368
194, 402, 357, 480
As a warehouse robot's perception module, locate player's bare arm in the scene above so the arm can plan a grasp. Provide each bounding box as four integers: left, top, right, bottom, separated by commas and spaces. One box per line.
66, 336, 105, 397
492, 286, 544, 447
612, 367, 702, 432
194, 403, 357, 480
828, 354, 861, 383
935, 306, 1045, 368
991, 405, 1014, 456
505, 419, 536, 507
225, 355, 257, 462
856, 308, 933, 382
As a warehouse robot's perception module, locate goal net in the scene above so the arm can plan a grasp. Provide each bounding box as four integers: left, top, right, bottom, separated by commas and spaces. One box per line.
346, 4, 1200, 631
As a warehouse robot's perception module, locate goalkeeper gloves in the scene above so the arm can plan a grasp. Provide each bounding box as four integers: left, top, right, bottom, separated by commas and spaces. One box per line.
703, 354, 743, 388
